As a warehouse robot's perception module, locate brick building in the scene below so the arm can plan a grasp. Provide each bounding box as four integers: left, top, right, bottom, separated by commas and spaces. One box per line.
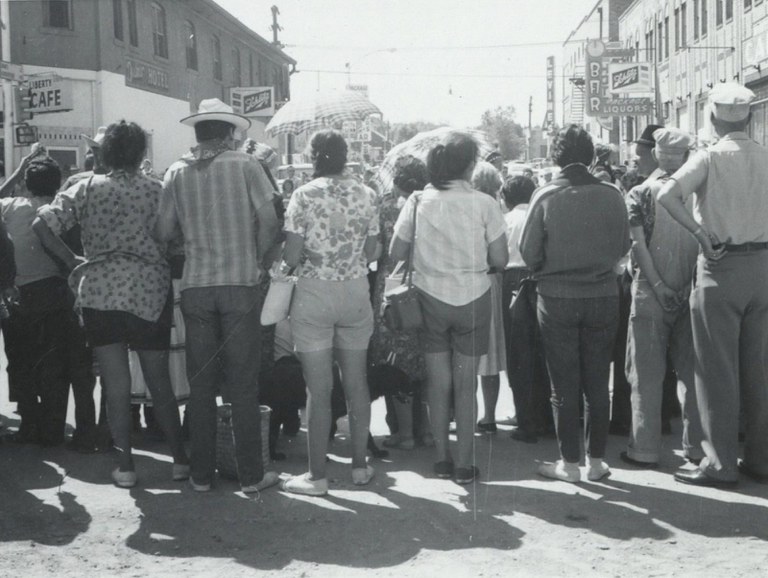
0, 0, 295, 173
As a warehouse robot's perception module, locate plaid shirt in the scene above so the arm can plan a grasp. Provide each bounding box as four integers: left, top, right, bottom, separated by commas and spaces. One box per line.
159, 149, 274, 290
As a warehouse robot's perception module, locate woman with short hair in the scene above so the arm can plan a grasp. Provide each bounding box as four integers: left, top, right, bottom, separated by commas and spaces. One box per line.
281, 129, 381, 496
33, 120, 189, 488
391, 132, 508, 485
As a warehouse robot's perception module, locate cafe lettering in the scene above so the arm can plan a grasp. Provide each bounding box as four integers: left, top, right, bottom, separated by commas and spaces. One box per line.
27, 77, 73, 113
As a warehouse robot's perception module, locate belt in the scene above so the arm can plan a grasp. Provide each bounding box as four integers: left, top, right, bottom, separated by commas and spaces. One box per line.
712, 242, 768, 252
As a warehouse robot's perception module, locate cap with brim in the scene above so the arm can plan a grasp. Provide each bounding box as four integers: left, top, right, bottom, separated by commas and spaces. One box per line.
709, 82, 755, 122
81, 126, 107, 149
180, 98, 251, 132
653, 127, 692, 155
633, 123, 664, 146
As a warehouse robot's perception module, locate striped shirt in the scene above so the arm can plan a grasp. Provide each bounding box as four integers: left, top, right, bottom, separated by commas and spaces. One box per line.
159, 149, 274, 290
392, 181, 507, 306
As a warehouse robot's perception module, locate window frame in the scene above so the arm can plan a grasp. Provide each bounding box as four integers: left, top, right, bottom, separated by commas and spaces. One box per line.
725, 0, 733, 20
151, 2, 169, 59
212, 35, 223, 81
44, 0, 73, 30
113, 0, 123, 41
232, 46, 241, 86
184, 20, 198, 71
127, 0, 138, 47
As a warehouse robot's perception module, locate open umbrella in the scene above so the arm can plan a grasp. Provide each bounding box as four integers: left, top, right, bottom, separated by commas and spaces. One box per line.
265, 91, 382, 136
372, 127, 496, 194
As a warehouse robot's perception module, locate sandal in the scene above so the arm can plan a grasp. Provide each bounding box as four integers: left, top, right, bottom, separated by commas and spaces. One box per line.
455, 466, 480, 485
434, 460, 454, 479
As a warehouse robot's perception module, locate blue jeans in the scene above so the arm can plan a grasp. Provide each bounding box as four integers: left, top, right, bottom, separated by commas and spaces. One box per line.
181, 286, 264, 486
537, 294, 619, 463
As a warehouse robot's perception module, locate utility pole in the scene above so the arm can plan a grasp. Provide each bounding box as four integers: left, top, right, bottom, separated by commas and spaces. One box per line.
270, 6, 283, 48
1, 0, 13, 176
528, 96, 533, 161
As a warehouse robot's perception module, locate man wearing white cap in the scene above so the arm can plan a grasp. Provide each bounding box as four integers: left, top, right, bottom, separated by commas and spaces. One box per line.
157, 98, 280, 494
622, 127, 703, 470
658, 83, 768, 486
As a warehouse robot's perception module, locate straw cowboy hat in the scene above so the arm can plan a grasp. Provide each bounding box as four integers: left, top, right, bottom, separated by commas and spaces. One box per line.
81, 126, 107, 149
180, 98, 251, 132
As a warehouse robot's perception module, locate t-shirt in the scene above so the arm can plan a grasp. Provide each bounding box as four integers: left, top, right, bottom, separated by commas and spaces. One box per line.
0, 196, 62, 286
284, 175, 379, 281
392, 180, 507, 306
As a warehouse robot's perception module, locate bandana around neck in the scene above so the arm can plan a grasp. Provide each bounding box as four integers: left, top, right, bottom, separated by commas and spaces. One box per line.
181, 138, 232, 165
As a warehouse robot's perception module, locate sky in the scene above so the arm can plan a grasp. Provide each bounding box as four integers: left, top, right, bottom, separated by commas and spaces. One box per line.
214, 0, 598, 129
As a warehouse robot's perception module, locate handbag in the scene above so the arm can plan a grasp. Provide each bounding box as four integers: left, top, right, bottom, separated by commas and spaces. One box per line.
260, 262, 297, 326
382, 196, 423, 332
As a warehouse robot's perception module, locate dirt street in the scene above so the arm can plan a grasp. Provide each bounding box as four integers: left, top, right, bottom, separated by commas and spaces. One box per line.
1, 382, 767, 577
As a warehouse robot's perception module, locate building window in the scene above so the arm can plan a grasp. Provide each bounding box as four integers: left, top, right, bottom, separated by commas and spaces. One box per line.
694, 0, 700, 41
232, 47, 241, 86
249, 53, 255, 85
664, 16, 670, 58
113, 0, 123, 40
745, 0, 752, 11
127, 0, 138, 46
44, 0, 72, 29
674, 7, 680, 51
658, 19, 664, 60
184, 21, 197, 70
151, 3, 168, 58
212, 36, 222, 81
726, 0, 733, 19
716, 0, 723, 26
681, 2, 687, 47
702, 0, 708, 36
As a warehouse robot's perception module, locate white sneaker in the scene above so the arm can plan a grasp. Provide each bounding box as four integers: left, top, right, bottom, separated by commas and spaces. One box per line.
352, 465, 375, 486
586, 458, 611, 481
281, 472, 329, 496
241, 471, 280, 494
538, 460, 581, 483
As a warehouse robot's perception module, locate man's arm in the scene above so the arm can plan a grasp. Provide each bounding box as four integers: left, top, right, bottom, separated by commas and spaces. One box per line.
156, 172, 181, 243
255, 200, 279, 270
519, 201, 545, 271
0, 145, 43, 199
32, 217, 82, 271
629, 225, 679, 310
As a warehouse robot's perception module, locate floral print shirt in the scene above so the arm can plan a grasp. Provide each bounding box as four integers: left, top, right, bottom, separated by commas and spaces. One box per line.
284, 175, 379, 281
38, 170, 170, 322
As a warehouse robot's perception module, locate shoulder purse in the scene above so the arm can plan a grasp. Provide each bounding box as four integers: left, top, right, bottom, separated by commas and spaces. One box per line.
382, 196, 423, 332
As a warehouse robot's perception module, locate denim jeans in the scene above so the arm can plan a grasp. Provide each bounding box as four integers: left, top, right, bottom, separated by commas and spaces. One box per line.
181, 286, 264, 486
537, 294, 619, 463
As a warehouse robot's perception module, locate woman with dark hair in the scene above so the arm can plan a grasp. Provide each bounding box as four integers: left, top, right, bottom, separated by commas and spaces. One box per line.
391, 131, 508, 485
281, 129, 381, 496
370, 155, 431, 450
33, 120, 189, 488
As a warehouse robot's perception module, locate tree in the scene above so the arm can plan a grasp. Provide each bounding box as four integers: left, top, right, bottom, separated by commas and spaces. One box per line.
478, 106, 526, 161
389, 121, 443, 145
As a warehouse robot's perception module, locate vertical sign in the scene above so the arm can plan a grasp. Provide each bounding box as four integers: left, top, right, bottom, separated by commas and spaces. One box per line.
585, 40, 650, 117
545, 56, 555, 130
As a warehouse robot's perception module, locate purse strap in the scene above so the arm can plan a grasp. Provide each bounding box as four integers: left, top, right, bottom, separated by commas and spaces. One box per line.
401, 195, 419, 287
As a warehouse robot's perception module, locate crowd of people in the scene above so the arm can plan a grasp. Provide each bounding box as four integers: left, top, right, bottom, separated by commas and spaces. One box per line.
1, 81, 767, 496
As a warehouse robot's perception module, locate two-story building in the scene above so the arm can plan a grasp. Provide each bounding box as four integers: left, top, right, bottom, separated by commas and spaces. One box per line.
1, 0, 295, 173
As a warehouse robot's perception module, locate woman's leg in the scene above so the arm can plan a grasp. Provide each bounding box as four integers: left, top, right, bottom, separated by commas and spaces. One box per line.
335, 348, 371, 470
424, 351, 453, 463
93, 343, 134, 472
298, 349, 335, 480
137, 349, 188, 465
454, 352, 481, 469
479, 374, 500, 425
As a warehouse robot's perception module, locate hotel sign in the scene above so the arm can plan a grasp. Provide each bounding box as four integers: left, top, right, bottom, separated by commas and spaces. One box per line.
124, 58, 169, 94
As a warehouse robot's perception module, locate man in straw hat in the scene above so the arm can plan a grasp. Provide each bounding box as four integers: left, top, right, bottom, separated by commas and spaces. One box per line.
157, 98, 280, 494
659, 82, 768, 487
622, 127, 703, 470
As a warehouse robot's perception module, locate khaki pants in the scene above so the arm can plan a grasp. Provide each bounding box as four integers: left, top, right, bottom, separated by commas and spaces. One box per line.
691, 251, 768, 481
625, 279, 703, 463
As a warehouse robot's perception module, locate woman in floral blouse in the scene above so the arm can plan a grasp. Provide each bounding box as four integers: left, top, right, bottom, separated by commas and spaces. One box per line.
281, 129, 380, 496
33, 121, 188, 489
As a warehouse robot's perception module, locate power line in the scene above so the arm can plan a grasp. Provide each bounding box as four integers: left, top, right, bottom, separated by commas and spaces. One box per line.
299, 68, 551, 80
285, 39, 592, 51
